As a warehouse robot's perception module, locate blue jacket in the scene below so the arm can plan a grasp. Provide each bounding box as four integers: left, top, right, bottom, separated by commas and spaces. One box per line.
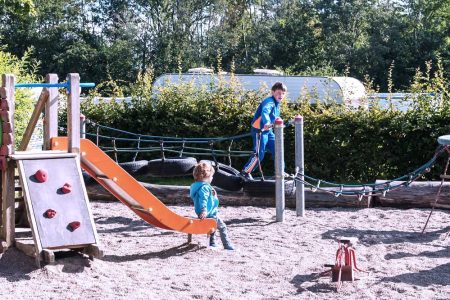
189, 181, 219, 218
251, 96, 280, 130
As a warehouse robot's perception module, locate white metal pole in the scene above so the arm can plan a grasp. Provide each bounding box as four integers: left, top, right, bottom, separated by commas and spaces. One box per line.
274, 117, 285, 222
295, 115, 305, 217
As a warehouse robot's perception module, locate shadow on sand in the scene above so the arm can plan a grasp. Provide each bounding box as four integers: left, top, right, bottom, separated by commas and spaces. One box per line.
380, 263, 450, 287
102, 242, 203, 263
0, 248, 93, 282
321, 227, 450, 246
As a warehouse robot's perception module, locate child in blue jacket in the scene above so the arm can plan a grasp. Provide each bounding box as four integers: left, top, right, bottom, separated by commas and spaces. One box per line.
240, 82, 287, 179
190, 162, 235, 250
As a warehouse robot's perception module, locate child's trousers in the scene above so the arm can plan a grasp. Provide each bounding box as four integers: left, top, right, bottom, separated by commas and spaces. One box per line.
242, 129, 275, 174
210, 217, 232, 248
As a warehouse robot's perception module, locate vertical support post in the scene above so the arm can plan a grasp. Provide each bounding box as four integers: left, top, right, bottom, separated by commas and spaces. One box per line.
1, 74, 15, 248
295, 115, 305, 217
44, 74, 59, 150
67, 73, 81, 153
80, 114, 86, 139
274, 117, 285, 222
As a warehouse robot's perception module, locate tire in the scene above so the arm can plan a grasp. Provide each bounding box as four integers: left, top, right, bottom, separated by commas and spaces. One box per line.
200, 161, 242, 191
119, 160, 149, 175
146, 157, 197, 177
243, 177, 296, 197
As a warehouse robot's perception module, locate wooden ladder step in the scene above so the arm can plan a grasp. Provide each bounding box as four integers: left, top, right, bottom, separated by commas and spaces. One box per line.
440, 175, 450, 180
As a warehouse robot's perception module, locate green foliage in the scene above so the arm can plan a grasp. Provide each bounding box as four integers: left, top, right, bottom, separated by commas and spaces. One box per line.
0, 48, 40, 148
81, 61, 450, 182
1, 1, 449, 90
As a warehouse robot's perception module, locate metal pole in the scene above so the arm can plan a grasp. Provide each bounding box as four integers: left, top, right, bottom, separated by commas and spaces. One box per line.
274, 117, 285, 222
295, 115, 305, 217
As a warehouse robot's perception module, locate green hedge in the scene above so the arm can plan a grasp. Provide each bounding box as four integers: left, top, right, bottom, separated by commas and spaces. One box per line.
0, 49, 40, 148
79, 69, 450, 183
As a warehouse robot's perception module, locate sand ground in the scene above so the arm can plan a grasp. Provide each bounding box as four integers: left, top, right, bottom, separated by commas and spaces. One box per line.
1, 202, 449, 299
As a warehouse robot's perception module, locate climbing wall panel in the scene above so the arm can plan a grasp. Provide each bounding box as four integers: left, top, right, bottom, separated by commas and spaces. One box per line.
19, 157, 97, 248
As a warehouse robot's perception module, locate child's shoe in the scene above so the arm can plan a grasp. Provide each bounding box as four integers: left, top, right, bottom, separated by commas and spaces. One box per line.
209, 233, 217, 247
239, 171, 253, 181
224, 243, 235, 251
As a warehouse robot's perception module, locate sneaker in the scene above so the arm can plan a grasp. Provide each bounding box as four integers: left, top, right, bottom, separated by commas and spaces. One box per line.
209, 234, 217, 247
239, 171, 253, 181
224, 244, 235, 251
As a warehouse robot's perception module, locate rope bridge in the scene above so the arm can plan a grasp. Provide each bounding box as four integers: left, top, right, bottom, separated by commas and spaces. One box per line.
75, 120, 254, 165
294, 145, 449, 198
75, 119, 449, 200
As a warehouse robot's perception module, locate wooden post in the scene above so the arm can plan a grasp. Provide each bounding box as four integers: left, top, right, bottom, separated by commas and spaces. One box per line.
1, 74, 16, 249
44, 74, 59, 150
67, 73, 81, 153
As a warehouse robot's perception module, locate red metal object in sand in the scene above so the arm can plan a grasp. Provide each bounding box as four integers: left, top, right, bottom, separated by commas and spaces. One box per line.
61, 182, 72, 194
68, 221, 81, 231
321, 237, 368, 291
34, 169, 48, 183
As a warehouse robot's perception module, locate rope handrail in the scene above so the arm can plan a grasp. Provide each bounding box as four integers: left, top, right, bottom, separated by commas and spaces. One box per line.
294, 145, 447, 197
88, 120, 251, 142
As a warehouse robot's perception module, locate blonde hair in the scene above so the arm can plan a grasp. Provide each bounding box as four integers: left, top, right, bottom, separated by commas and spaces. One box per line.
193, 162, 215, 181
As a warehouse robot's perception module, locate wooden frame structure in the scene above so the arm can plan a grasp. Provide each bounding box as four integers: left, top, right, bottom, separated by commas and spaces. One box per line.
0, 73, 102, 266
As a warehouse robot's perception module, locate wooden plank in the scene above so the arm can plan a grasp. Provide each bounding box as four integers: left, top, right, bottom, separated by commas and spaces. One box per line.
1, 74, 15, 248
67, 73, 80, 153
15, 237, 37, 257
43, 249, 55, 264
1, 161, 15, 247
19, 90, 49, 151
440, 175, 450, 180
0, 111, 10, 122
10, 151, 77, 160
2, 122, 12, 133
44, 74, 59, 150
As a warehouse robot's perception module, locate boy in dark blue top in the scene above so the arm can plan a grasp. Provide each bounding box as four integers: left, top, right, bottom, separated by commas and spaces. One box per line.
241, 82, 287, 179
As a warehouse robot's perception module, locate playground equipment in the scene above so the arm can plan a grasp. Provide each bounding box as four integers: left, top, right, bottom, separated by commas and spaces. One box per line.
321, 237, 368, 291
422, 135, 450, 234
0, 73, 101, 267
0, 73, 216, 267
293, 125, 450, 211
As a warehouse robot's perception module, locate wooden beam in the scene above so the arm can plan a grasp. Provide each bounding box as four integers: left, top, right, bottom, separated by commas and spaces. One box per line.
374, 180, 450, 208
1, 74, 15, 248
67, 73, 80, 153
43, 74, 59, 150
19, 90, 49, 151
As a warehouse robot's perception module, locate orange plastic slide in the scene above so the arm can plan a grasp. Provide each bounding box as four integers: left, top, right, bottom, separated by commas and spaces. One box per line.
51, 137, 217, 235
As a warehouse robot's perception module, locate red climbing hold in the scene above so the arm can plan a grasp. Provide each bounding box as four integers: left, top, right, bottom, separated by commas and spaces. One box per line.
68, 221, 81, 231
61, 183, 72, 194
45, 209, 57, 219
35, 169, 48, 183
